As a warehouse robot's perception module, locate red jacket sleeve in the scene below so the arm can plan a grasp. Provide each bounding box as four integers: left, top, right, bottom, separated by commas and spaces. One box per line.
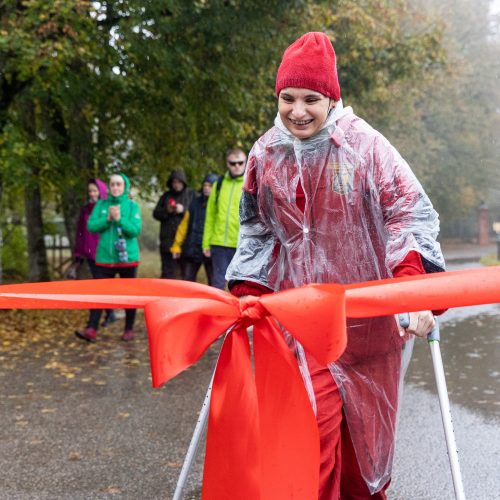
230, 281, 273, 298
393, 250, 446, 315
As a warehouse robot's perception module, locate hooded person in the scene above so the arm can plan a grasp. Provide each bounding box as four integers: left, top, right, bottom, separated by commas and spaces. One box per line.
170, 173, 219, 284
153, 169, 195, 279
226, 32, 445, 499
73, 179, 108, 267
72, 178, 115, 329
76, 172, 142, 343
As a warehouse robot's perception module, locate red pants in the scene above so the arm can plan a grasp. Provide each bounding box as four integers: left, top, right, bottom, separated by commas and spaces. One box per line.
305, 352, 390, 500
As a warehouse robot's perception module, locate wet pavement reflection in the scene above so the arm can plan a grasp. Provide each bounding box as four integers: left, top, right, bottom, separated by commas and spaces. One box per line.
406, 261, 500, 419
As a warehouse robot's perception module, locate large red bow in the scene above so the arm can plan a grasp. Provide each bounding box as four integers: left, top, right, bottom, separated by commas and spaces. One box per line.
1, 267, 499, 499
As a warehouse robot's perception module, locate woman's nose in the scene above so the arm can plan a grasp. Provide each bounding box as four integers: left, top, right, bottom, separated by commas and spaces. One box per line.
291, 101, 306, 118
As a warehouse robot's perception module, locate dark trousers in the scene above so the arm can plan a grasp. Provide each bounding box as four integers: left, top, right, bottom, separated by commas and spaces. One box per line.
210, 245, 236, 290
183, 257, 213, 286
88, 265, 138, 331
86, 259, 113, 320
160, 251, 185, 279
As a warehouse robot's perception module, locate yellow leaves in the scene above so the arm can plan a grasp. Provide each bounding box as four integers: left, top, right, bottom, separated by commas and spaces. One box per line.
0, 309, 151, 400
99, 486, 123, 494
125, 358, 140, 367
44, 359, 78, 380
166, 462, 182, 469
68, 451, 82, 461
15, 415, 28, 427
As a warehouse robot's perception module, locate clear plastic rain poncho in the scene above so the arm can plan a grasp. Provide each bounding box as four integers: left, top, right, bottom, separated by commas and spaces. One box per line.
226, 100, 445, 493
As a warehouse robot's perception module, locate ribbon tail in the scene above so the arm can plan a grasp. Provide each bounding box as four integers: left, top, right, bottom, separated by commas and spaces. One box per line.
202, 326, 261, 500
253, 318, 319, 500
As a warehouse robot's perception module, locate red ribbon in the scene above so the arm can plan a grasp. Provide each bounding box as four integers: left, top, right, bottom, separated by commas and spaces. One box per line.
1, 267, 500, 499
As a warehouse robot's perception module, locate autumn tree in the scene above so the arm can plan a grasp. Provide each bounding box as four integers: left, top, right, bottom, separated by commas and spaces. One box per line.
368, 0, 500, 230
1, 0, 450, 281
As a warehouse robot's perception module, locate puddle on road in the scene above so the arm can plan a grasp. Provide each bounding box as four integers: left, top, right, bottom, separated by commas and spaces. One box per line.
405, 305, 500, 419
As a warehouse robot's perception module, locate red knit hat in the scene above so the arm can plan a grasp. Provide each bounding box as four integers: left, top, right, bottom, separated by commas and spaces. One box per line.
275, 32, 341, 101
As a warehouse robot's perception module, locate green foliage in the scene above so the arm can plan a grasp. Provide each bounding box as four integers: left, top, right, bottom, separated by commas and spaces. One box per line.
1, 0, 446, 190
480, 254, 500, 266
136, 198, 160, 252
321, 0, 446, 106
3, 0, 497, 278
374, 0, 500, 224
111, 0, 311, 186
1, 222, 28, 281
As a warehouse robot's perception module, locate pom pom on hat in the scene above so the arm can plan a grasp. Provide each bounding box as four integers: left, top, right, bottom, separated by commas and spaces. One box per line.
275, 32, 341, 101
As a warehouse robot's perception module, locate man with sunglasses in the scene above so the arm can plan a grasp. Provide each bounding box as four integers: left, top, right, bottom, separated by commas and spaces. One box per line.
202, 148, 246, 289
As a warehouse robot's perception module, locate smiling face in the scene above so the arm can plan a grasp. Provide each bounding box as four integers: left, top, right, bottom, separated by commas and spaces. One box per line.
109, 175, 125, 197
278, 87, 334, 140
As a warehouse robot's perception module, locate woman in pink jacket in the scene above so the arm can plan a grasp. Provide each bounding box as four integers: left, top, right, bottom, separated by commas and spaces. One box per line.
72, 179, 115, 334
227, 32, 445, 499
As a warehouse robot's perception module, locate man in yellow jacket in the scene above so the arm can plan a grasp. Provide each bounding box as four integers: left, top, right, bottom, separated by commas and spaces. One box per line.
202, 148, 246, 289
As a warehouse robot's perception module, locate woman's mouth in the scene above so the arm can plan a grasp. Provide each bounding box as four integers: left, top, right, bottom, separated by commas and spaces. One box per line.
289, 118, 314, 127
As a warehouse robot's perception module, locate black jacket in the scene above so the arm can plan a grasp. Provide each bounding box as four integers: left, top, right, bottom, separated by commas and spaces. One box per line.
153, 170, 194, 252
182, 193, 209, 262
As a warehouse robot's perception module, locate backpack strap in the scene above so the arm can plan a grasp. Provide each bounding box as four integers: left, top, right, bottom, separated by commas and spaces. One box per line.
215, 175, 224, 203
330, 113, 356, 148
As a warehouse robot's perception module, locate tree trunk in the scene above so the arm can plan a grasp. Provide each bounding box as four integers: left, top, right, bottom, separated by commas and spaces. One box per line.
61, 186, 82, 253
0, 176, 3, 284
61, 105, 94, 252
25, 177, 50, 282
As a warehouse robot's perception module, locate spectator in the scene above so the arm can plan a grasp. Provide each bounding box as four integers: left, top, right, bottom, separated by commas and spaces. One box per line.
202, 149, 246, 289
153, 170, 194, 278
170, 173, 219, 285
75, 173, 142, 343
226, 32, 445, 498
71, 179, 116, 329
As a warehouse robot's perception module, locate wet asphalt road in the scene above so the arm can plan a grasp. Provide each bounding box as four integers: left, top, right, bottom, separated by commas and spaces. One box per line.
1, 258, 499, 499
0, 313, 217, 499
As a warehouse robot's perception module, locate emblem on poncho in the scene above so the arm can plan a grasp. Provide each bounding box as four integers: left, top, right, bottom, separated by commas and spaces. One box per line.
328, 161, 355, 195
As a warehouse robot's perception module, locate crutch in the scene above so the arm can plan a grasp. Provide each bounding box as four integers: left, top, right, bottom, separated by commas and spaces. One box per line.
172, 327, 235, 500
399, 313, 466, 500
172, 371, 214, 500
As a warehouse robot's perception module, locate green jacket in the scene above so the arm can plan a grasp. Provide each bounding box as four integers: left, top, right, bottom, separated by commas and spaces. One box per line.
202, 172, 243, 250
88, 173, 142, 265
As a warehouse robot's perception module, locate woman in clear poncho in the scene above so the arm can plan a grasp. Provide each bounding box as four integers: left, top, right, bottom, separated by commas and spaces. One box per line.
226, 32, 445, 499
